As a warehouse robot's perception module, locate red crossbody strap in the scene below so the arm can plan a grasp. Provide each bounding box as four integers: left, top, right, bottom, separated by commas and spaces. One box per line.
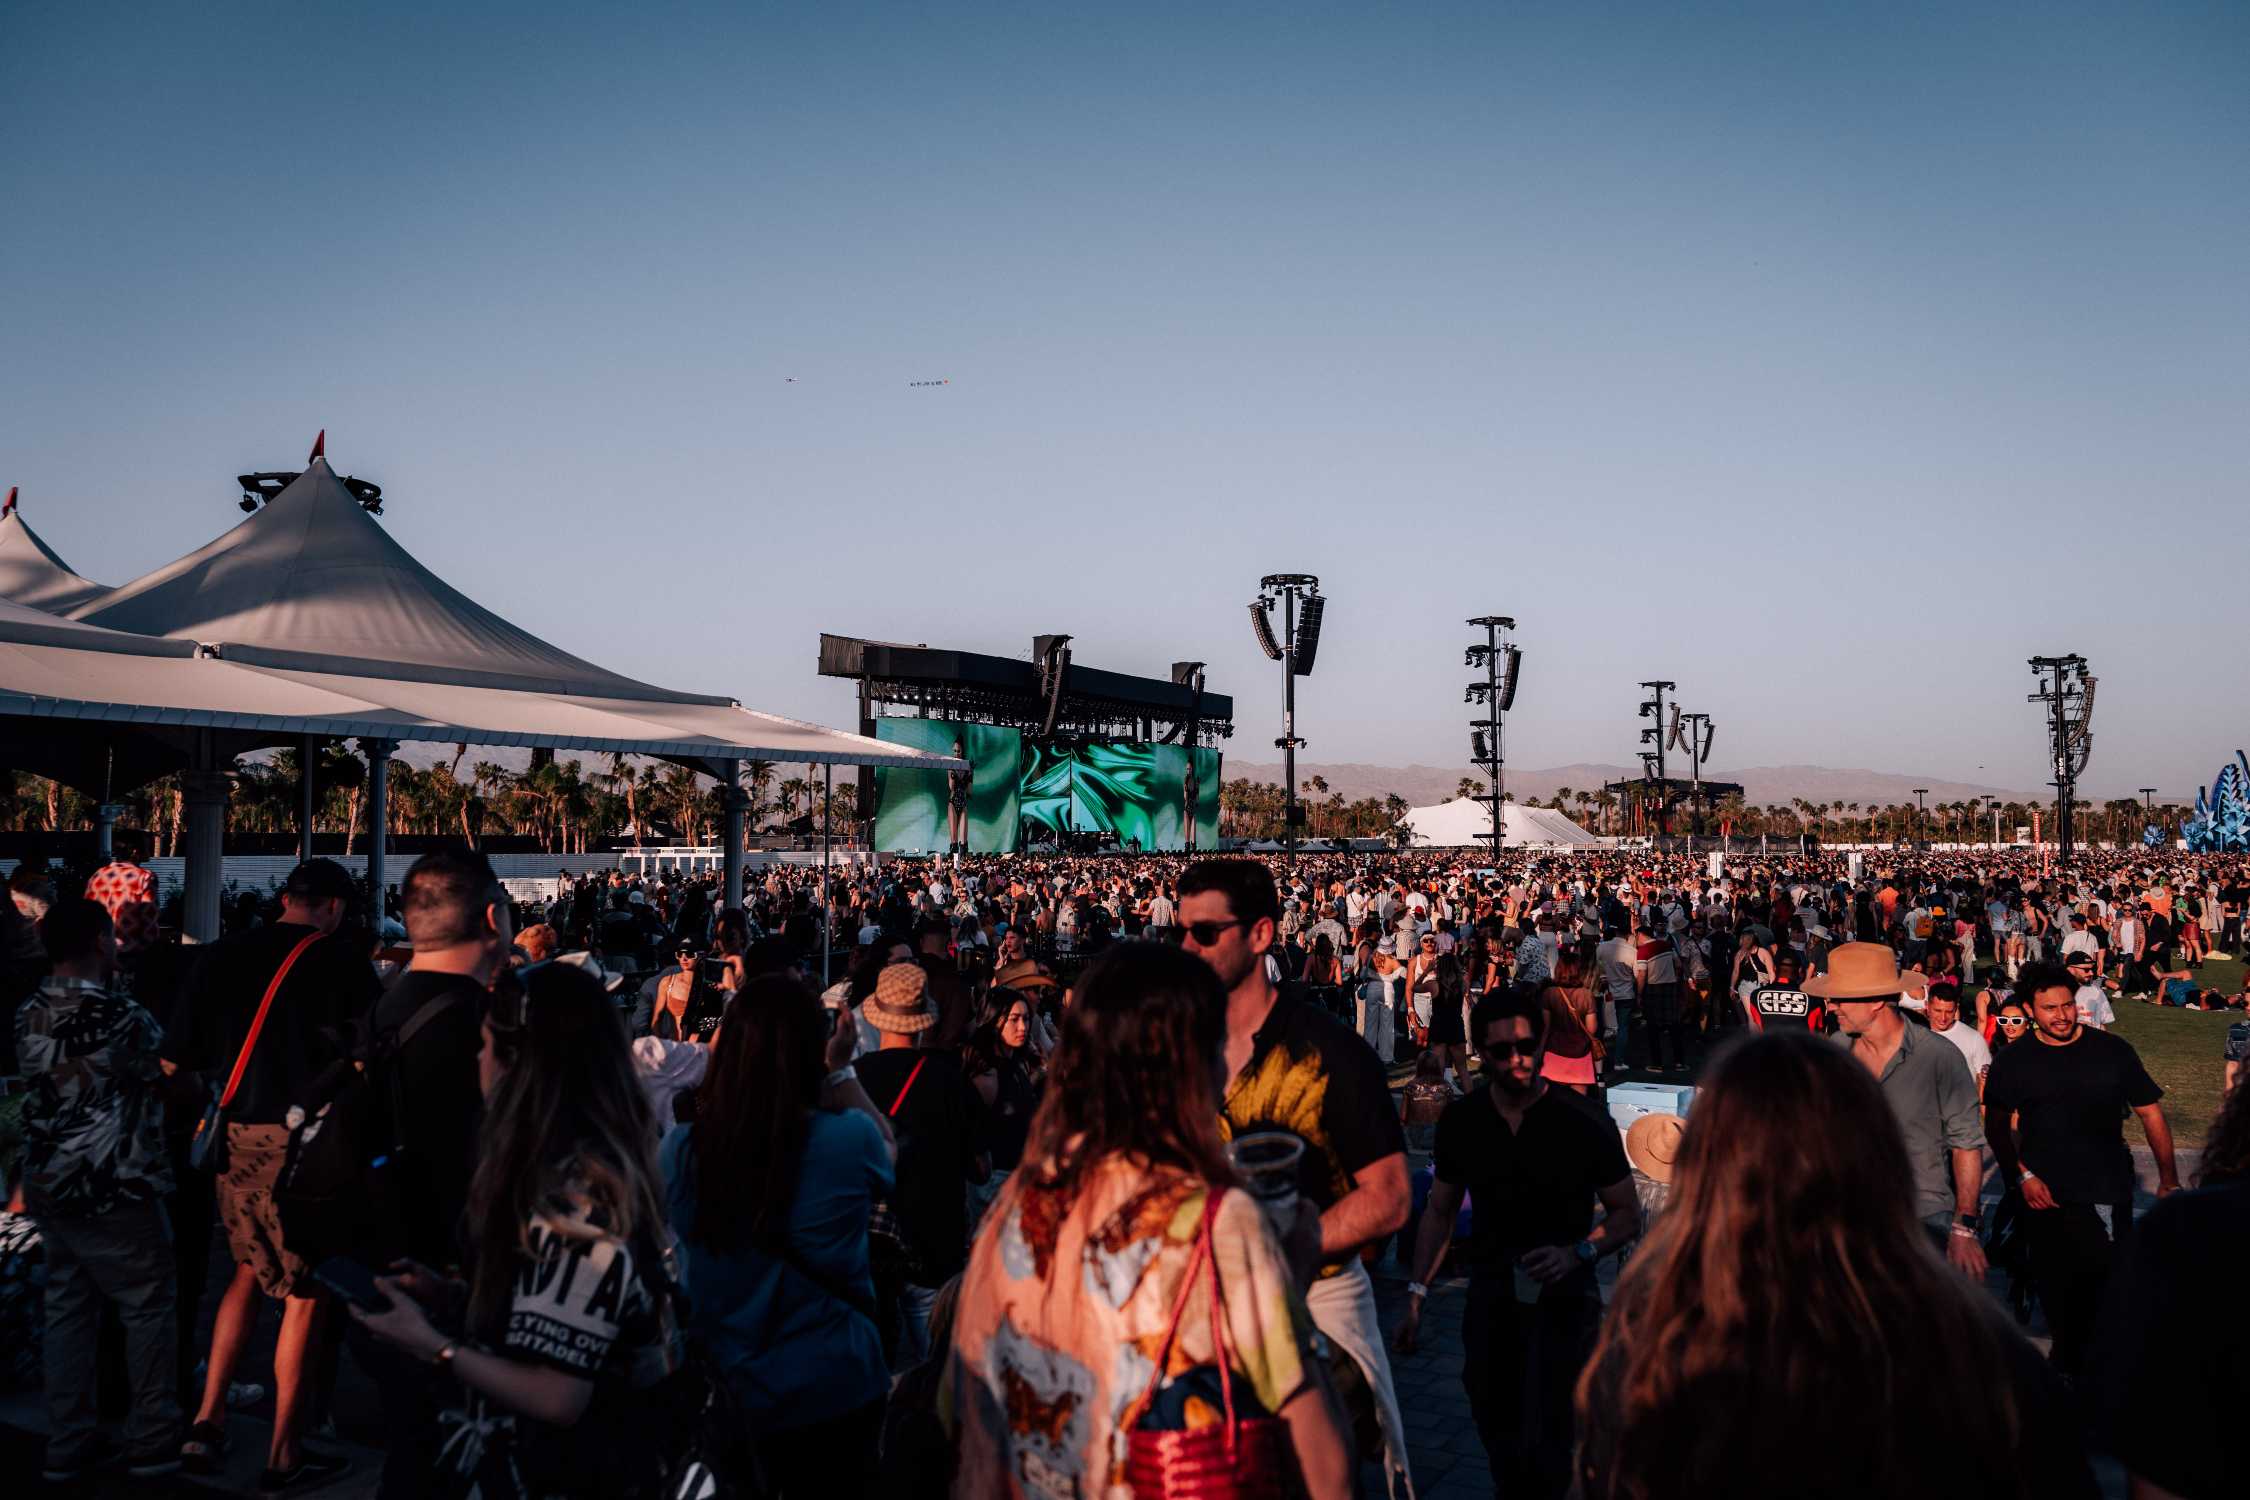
887, 1056, 929, 1118
216, 932, 323, 1111
1123, 1186, 1232, 1433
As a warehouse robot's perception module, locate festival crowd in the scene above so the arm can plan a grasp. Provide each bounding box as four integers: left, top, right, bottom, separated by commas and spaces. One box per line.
5, 840, 2247, 1497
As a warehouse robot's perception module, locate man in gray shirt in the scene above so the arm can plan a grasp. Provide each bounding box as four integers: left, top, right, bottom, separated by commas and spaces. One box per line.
1806, 942, 1987, 1277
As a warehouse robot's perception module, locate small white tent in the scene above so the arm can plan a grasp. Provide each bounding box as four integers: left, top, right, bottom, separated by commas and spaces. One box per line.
0, 492, 109, 613
1399, 798, 1603, 850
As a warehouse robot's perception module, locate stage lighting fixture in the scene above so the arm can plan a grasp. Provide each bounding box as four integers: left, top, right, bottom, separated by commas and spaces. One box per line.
1291, 591, 1324, 676
1497, 646, 1521, 712
1471, 730, 1490, 762
1700, 721, 1715, 760
1249, 600, 1282, 661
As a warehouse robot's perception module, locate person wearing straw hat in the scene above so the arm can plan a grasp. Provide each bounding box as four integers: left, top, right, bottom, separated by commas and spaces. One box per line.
853, 963, 986, 1367
1805, 942, 1987, 1277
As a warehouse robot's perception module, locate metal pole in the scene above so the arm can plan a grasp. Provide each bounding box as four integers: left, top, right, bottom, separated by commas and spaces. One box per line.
821, 762, 833, 987
298, 734, 317, 861
1282, 586, 1297, 857
1489, 626, 1501, 867
721, 757, 745, 911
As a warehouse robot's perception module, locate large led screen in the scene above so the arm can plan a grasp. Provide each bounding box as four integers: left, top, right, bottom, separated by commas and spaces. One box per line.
871, 720, 1023, 855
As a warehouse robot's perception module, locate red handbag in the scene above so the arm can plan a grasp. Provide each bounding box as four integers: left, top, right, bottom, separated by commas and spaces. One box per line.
1122, 1189, 1291, 1500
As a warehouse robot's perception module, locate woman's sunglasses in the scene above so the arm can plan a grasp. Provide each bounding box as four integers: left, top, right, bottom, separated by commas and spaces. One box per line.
1995, 1017, 2028, 1029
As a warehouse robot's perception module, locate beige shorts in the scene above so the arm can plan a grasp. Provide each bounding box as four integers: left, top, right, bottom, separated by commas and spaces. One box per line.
217, 1123, 308, 1299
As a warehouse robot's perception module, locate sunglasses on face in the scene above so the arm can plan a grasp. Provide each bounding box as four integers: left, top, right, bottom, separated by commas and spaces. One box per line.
1184, 918, 1246, 946
1477, 1037, 1541, 1059
1996, 1018, 2028, 1029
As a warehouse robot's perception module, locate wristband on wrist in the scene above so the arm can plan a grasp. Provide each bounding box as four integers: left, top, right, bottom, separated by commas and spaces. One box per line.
822, 1066, 856, 1090
1407, 1281, 1431, 1300
1949, 1225, 1979, 1241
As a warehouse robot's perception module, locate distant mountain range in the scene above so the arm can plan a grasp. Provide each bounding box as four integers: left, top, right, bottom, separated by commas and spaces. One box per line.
1224, 760, 2034, 809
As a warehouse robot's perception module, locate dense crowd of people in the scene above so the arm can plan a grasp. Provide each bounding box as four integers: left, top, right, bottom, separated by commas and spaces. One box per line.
4, 839, 2247, 1497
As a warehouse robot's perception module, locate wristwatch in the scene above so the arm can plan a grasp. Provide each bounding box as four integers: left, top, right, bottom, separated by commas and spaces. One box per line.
1956, 1212, 1981, 1230
1573, 1238, 1598, 1265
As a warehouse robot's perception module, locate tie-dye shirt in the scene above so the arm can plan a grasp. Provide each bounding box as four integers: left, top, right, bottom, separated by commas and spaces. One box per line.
944, 1159, 1318, 1499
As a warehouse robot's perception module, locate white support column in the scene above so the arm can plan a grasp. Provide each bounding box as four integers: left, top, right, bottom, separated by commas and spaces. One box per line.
179, 770, 232, 943
364, 738, 397, 923
720, 757, 745, 911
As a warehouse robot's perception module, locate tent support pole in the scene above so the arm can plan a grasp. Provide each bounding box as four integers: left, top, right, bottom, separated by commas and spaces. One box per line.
721, 757, 745, 911
94, 801, 120, 860
298, 735, 318, 862
365, 739, 396, 924
821, 762, 833, 988
180, 739, 231, 943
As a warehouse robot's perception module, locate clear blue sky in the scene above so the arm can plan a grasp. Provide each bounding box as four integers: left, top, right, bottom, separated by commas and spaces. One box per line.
4, 2, 2244, 800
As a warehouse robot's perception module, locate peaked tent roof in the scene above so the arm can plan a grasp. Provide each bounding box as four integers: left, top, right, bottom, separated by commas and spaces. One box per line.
76, 458, 728, 705
0, 508, 109, 614
1399, 798, 1605, 849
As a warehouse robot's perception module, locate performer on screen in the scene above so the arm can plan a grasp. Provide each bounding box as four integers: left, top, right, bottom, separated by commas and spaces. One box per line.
947, 736, 972, 855
1181, 754, 1200, 853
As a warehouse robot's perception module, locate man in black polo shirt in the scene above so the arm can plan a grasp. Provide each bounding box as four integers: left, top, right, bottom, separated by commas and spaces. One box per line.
1394, 988, 1640, 1499
1986, 961, 2179, 1380
1181, 858, 1411, 1491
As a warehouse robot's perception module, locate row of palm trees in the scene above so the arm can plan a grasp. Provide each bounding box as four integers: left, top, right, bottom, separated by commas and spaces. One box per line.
1453, 778, 2176, 846
0, 749, 863, 854
1218, 778, 1411, 841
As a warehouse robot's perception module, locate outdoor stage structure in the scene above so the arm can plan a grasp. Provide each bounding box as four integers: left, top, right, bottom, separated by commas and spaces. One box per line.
0, 439, 962, 944
1603, 682, 1737, 839
818, 633, 1232, 856
2028, 654, 2096, 861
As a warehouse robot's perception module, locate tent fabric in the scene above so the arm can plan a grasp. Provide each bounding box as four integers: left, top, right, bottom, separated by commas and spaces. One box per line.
76, 459, 728, 705
0, 511, 109, 614
0, 595, 197, 658
1399, 798, 1603, 849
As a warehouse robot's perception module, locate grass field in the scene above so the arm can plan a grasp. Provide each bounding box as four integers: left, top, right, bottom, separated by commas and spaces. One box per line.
2103, 953, 2240, 1155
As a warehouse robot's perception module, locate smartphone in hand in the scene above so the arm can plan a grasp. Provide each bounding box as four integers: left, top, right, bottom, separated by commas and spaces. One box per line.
312, 1255, 394, 1313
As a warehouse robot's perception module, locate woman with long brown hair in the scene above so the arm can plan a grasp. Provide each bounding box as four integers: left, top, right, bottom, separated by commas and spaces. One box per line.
1573, 1031, 2093, 1500
1538, 945, 1601, 1094
944, 942, 1350, 1499
660, 974, 896, 1499
351, 964, 683, 1499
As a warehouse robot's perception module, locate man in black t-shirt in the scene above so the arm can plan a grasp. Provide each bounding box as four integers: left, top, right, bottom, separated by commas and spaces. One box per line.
1395, 987, 1639, 1498
170, 859, 373, 1485
1182, 859, 1411, 1488
851, 963, 984, 1367
1986, 961, 2178, 1380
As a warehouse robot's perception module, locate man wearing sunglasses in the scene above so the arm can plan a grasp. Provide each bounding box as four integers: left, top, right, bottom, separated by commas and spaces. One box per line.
1179, 858, 1413, 1492
1394, 988, 1639, 1498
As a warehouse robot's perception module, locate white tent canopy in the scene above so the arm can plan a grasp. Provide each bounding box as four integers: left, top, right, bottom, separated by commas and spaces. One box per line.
77, 458, 724, 703
0, 501, 109, 614
4, 449, 960, 938
1399, 798, 1604, 849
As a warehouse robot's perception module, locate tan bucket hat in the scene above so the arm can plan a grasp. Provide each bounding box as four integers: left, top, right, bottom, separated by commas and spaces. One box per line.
864, 962, 935, 1034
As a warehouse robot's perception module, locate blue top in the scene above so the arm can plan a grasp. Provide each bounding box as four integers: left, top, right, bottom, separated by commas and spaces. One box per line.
660, 1110, 892, 1431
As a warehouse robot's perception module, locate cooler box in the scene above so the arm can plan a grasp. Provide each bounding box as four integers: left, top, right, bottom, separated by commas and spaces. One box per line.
1606, 1082, 1694, 1132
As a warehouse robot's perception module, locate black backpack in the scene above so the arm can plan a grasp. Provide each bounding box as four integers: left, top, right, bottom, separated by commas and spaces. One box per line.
274, 989, 468, 1265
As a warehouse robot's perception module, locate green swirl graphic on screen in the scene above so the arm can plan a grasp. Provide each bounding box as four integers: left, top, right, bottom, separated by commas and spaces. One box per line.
874, 727, 1219, 854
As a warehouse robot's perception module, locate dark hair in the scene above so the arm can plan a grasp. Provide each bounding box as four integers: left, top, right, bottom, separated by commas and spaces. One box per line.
744, 936, 799, 979
686, 974, 829, 1252
1018, 941, 1234, 1199
1177, 859, 1281, 930
464, 963, 660, 1339
2012, 961, 2073, 1006
1577, 1033, 2025, 1499
2197, 1070, 2250, 1186
282, 857, 355, 905
1470, 984, 1548, 1043
41, 897, 113, 965
400, 846, 501, 948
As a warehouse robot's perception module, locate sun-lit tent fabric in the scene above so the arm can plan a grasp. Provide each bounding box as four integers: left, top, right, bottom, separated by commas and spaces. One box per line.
0, 509, 109, 614
75, 458, 728, 705
1398, 798, 1604, 849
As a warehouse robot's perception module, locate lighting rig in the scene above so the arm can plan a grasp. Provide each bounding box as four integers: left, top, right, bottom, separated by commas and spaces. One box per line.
2028, 654, 2095, 860
1668, 708, 1715, 838
1464, 616, 1519, 864
235, 431, 384, 514
1250, 575, 1323, 854
1636, 681, 1676, 837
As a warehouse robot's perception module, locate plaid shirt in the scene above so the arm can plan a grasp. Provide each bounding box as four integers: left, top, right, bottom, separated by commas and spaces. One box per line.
16, 977, 174, 1214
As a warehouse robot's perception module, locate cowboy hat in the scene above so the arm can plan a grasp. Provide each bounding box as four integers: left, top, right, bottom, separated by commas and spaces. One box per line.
1801, 942, 1911, 1001
864, 962, 936, 1034
992, 957, 1058, 992
1625, 1114, 1686, 1184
